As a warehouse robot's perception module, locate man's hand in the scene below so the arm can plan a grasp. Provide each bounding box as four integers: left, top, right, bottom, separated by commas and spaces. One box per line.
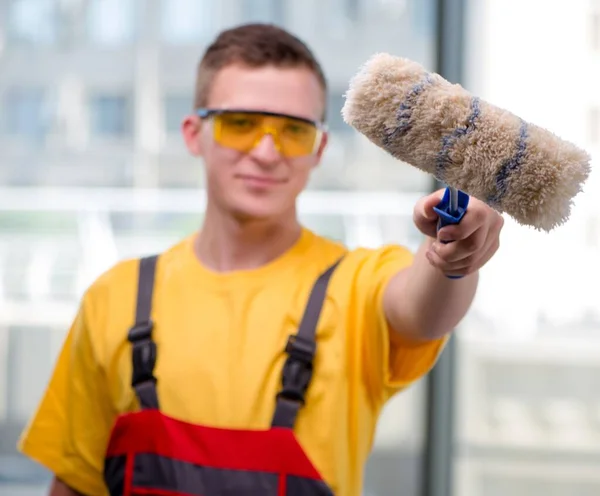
413, 189, 504, 278
49, 477, 85, 496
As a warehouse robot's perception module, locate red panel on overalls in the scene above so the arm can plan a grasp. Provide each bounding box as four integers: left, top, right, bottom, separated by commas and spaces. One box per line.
103, 255, 342, 495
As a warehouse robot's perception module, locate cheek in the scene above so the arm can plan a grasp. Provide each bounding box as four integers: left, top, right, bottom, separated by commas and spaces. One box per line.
288, 158, 316, 187
203, 146, 242, 181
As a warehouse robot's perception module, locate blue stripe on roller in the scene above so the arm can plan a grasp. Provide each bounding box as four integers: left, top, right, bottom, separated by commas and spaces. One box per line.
435, 97, 481, 180
383, 74, 434, 148
487, 119, 528, 206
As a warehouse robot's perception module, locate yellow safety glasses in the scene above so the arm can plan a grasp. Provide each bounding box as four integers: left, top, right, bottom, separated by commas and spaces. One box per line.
197, 108, 325, 158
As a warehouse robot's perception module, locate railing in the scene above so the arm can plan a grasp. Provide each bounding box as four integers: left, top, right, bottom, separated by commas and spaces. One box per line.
0, 187, 422, 318
2, 187, 600, 496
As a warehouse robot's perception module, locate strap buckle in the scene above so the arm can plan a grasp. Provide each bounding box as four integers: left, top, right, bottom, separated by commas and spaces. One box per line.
127, 321, 157, 387
277, 335, 316, 405
128, 320, 154, 343
285, 334, 315, 364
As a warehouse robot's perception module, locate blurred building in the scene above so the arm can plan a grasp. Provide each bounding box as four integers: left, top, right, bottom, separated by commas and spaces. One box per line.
0, 1, 435, 495
454, 1, 600, 495
0, 0, 432, 192
1, 0, 600, 495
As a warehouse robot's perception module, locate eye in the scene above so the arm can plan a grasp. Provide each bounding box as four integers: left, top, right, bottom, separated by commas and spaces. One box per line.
284, 122, 311, 135
230, 118, 253, 128
222, 114, 258, 130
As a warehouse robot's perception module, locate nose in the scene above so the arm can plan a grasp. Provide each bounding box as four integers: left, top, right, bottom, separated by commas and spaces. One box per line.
249, 133, 282, 167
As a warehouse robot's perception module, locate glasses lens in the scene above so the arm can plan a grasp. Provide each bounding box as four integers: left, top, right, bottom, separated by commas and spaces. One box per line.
212, 111, 319, 157
278, 118, 319, 157
214, 112, 263, 152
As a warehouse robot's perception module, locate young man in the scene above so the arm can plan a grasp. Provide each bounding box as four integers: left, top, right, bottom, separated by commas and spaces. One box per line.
18, 23, 503, 496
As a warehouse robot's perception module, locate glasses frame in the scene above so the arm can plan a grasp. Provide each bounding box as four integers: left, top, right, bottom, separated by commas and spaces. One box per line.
195, 108, 328, 156
196, 108, 327, 131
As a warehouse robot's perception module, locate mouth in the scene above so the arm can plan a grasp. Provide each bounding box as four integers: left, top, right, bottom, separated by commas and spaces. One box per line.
236, 174, 286, 187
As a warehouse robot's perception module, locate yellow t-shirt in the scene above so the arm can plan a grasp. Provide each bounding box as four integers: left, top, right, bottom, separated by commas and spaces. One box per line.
18, 228, 446, 496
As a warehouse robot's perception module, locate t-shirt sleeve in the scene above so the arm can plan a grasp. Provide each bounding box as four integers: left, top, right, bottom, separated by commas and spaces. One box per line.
352, 244, 449, 405
17, 290, 115, 496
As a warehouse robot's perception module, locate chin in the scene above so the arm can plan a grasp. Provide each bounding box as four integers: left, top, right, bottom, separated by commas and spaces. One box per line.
228, 197, 292, 223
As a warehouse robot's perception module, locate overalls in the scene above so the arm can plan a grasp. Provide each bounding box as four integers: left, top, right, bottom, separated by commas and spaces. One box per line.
103, 254, 342, 495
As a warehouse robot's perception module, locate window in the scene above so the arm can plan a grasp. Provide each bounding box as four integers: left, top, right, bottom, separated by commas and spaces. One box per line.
589, 106, 600, 145
89, 95, 131, 137
326, 92, 352, 133
164, 95, 192, 134
161, 0, 217, 44
7, 0, 57, 44
410, 0, 434, 35
240, 0, 285, 24
86, 0, 136, 45
6, 326, 54, 421
319, 0, 356, 37
344, 0, 360, 22
592, 9, 600, 52
2, 88, 50, 140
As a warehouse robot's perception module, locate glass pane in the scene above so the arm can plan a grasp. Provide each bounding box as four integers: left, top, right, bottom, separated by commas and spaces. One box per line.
326, 91, 352, 134
89, 95, 131, 137
456, 1, 600, 495
589, 107, 600, 146
592, 9, 600, 52
2, 88, 49, 140
164, 95, 192, 134
7, 0, 57, 44
0, 0, 438, 494
240, 0, 284, 24
86, 0, 136, 45
0, 326, 64, 494
160, 0, 218, 44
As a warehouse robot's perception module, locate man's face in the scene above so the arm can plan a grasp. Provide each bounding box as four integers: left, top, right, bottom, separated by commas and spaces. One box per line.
183, 64, 328, 222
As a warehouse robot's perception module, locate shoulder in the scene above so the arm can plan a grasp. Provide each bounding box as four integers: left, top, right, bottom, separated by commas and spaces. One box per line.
79, 237, 191, 356
345, 243, 414, 266
335, 243, 415, 285
302, 229, 414, 296
302, 227, 413, 273
84, 236, 191, 306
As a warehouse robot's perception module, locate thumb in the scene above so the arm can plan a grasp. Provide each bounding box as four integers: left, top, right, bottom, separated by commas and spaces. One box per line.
413, 190, 444, 237
419, 191, 444, 221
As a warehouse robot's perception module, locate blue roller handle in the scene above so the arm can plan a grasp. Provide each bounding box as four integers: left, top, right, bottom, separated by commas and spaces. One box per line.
432, 187, 470, 280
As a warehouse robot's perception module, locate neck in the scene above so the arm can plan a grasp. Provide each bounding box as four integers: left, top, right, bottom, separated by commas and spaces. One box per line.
194, 202, 303, 272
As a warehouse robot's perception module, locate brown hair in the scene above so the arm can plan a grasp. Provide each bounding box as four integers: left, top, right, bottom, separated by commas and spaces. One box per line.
194, 23, 328, 118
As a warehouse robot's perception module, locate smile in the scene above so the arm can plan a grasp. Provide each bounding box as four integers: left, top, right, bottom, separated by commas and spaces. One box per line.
236, 174, 286, 186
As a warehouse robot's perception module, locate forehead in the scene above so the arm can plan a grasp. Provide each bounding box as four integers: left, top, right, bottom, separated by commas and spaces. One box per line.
206, 64, 325, 122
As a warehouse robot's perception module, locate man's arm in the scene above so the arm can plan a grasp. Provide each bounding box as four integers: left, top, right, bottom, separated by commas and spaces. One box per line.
383, 191, 503, 342
18, 287, 118, 496
383, 237, 479, 341
49, 478, 85, 496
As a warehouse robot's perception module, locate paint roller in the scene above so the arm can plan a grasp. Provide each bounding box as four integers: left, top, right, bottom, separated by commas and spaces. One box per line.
341, 53, 591, 233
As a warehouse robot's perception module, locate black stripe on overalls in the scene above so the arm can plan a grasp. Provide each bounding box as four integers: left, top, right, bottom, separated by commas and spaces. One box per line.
271, 257, 343, 429
127, 255, 160, 410
128, 254, 344, 422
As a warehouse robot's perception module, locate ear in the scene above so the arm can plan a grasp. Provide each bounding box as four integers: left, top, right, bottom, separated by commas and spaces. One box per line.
314, 131, 329, 163
182, 115, 204, 157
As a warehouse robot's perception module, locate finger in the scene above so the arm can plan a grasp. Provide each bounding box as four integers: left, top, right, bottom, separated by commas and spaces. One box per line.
421, 189, 446, 220
426, 247, 466, 274
429, 235, 500, 277
414, 218, 439, 239
437, 205, 490, 243
470, 234, 501, 270
432, 224, 489, 263
428, 245, 473, 273
426, 247, 475, 277
451, 212, 503, 263
413, 190, 445, 235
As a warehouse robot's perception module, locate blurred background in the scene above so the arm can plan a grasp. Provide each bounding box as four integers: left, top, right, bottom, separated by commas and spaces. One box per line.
0, 0, 599, 495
